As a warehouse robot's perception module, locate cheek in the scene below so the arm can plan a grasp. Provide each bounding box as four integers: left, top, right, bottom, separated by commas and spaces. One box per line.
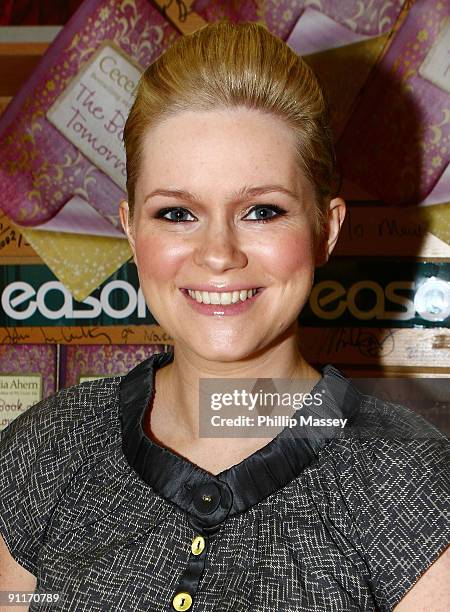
133, 226, 315, 285
134, 232, 186, 284
262, 231, 315, 281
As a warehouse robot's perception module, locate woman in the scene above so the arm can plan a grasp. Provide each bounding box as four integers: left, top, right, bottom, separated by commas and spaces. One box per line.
0, 20, 449, 612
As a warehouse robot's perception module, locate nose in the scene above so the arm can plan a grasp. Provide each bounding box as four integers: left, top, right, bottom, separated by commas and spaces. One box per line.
192, 221, 248, 273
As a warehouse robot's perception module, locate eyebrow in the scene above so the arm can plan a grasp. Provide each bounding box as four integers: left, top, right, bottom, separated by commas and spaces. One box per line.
144, 184, 300, 205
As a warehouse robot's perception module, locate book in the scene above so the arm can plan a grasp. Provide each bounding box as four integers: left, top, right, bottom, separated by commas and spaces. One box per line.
0, 0, 179, 227
0, 344, 57, 430
0, 0, 180, 299
59, 343, 171, 387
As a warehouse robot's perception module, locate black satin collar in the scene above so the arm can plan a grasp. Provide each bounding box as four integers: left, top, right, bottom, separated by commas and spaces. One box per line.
120, 350, 362, 523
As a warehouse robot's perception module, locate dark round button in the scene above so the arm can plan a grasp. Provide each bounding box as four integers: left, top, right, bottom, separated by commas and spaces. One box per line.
192, 483, 221, 514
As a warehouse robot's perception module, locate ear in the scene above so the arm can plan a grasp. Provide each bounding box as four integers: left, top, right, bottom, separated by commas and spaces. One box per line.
119, 200, 137, 264
315, 197, 346, 267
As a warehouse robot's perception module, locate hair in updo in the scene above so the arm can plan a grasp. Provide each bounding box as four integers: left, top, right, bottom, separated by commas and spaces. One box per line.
123, 20, 336, 240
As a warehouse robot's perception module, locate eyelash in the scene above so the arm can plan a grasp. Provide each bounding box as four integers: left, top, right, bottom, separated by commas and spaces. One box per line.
154, 205, 287, 224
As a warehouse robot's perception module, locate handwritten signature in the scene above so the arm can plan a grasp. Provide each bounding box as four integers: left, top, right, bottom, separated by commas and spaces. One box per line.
0, 328, 31, 344
121, 327, 135, 343
326, 327, 395, 358
0, 326, 174, 345
144, 328, 173, 343
59, 327, 112, 344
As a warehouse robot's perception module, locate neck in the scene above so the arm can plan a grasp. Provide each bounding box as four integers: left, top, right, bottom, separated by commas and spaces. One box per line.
153, 324, 320, 441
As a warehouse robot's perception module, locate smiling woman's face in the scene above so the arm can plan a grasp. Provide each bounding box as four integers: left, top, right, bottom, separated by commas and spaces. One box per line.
121, 107, 326, 361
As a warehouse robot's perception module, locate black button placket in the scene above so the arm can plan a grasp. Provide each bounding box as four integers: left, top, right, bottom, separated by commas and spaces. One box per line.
170, 481, 233, 610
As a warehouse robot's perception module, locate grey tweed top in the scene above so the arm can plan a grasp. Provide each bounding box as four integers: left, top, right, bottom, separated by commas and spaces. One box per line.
0, 350, 449, 612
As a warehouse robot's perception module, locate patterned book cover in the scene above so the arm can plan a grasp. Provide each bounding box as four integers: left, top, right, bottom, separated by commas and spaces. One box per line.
0, 0, 180, 299
0, 0, 179, 228
59, 343, 171, 387
0, 210, 38, 262
0, 344, 57, 430
192, 0, 407, 39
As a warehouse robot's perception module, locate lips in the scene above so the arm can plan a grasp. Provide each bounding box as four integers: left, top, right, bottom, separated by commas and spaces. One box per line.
180, 286, 263, 293
180, 286, 264, 316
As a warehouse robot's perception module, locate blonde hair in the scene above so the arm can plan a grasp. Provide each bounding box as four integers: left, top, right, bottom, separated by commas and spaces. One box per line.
123, 20, 336, 239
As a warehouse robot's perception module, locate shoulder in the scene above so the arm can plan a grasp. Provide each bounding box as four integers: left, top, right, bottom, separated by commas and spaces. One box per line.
0, 375, 123, 497
320, 392, 449, 611
0, 376, 122, 575
319, 390, 450, 508
308, 377, 449, 485
1, 375, 121, 450
343, 392, 449, 487
354, 390, 447, 441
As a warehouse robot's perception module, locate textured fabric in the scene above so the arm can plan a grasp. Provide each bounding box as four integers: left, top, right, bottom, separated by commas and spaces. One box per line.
0, 351, 449, 612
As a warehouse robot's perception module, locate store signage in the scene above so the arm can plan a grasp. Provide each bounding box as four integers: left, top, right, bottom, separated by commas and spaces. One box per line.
1, 262, 449, 328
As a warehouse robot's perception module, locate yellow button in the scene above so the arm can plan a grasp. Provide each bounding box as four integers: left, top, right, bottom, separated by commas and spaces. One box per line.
172, 592, 193, 611
191, 535, 206, 556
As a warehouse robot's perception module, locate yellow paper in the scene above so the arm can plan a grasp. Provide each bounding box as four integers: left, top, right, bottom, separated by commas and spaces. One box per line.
416, 203, 450, 246
18, 227, 132, 301
304, 34, 390, 137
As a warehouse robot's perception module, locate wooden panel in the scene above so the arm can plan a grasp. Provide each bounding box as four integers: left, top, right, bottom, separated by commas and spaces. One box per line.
0, 325, 172, 345
334, 205, 450, 258
300, 326, 450, 369
0, 42, 49, 96
0, 212, 38, 261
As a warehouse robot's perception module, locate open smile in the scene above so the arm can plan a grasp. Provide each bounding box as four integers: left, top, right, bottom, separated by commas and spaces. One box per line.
179, 287, 264, 316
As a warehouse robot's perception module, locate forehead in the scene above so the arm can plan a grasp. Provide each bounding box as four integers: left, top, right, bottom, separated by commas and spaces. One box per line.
136, 107, 311, 199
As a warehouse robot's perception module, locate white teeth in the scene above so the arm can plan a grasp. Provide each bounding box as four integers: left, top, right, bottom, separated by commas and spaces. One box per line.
186, 288, 258, 305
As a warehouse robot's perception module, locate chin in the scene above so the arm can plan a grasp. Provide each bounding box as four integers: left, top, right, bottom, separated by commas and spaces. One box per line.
187, 340, 258, 363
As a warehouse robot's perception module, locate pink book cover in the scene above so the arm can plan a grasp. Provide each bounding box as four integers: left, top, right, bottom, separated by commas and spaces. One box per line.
0, 0, 179, 231
59, 343, 171, 388
336, 0, 450, 205
192, 0, 406, 39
